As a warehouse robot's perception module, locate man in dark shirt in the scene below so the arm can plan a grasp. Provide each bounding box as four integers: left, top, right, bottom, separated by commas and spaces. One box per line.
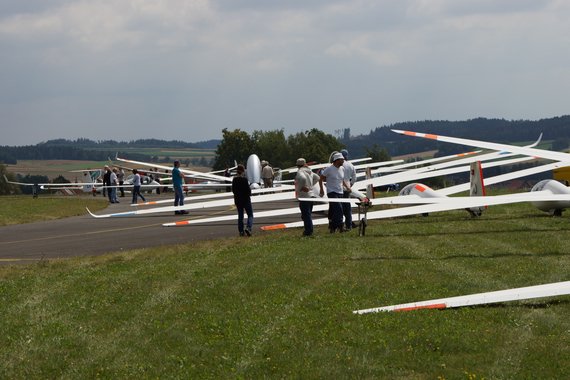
232, 164, 253, 236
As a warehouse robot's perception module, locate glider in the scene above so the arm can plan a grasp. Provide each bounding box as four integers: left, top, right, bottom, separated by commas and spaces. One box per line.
393, 129, 570, 215
353, 281, 570, 313
259, 160, 570, 231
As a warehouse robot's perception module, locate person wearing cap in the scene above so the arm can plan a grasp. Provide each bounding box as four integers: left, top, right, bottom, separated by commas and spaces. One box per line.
261, 160, 274, 188
172, 160, 188, 215
232, 164, 253, 236
340, 149, 357, 230
319, 152, 351, 233
295, 158, 320, 236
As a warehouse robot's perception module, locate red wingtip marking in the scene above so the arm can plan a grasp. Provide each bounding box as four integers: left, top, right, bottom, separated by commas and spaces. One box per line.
175, 221, 190, 226
261, 224, 286, 231
394, 303, 446, 312
414, 184, 427, 192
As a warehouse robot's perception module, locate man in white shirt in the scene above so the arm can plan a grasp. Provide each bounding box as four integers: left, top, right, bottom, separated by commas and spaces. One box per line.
295, 158, 320, 236
319, 152, 351, 233
261, 161, 275, 188
341, 149, 357, 230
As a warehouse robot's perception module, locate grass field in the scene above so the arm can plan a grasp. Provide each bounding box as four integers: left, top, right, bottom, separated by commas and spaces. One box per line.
105, 147, 216, 159
0, 198, 569, 378
0, 196, 108, 226
5, 159, 213, 181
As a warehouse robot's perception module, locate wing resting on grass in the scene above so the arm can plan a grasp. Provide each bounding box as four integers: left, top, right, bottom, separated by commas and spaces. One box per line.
353, 281, 570, 313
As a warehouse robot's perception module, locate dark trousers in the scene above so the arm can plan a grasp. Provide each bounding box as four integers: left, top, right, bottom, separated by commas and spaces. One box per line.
174, 185, 184, 206
132, 185, 146, 203
342, 190, 352, 228
327, 192, 343, 230
236, 201, 253, 233
299, 200, 314, 236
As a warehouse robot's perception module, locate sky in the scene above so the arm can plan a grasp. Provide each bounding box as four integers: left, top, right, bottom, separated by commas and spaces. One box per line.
1, 0, 569, 146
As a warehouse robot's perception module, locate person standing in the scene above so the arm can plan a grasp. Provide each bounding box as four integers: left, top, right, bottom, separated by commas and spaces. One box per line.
102, 165, 111, 198
172, 161, 188, 215
232, 164, 253, 236
295, 158, 320, 237
153, 167, 161, 194
110, 168, 119, 203
261, 161, 274, 188
319, 152, 351, 233
131, 169, 146, 204
340, 149, 357, 230
117, 168, 125, 197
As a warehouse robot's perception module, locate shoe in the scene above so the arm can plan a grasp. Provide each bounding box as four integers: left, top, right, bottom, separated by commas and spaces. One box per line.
245, 228, 252, 237
239, 232, 245, 236
174, 211, 181, 215
180, 210, 189, 215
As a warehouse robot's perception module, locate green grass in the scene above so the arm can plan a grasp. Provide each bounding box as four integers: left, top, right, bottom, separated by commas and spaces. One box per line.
0, 196, 108, 226
0, 202, 569, 378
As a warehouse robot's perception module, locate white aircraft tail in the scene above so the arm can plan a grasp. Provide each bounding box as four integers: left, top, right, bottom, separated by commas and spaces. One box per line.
82, 169, 102, 193
468, 161, 486, 216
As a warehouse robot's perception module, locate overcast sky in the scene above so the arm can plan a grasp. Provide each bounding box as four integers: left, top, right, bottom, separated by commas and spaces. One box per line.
1, 0, 569, 146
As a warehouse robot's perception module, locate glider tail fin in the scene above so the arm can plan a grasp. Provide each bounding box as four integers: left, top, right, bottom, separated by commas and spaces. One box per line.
468, 161, 486, 216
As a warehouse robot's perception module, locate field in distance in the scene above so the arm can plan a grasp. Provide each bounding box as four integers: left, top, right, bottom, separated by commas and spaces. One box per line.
6, 158, 214, 180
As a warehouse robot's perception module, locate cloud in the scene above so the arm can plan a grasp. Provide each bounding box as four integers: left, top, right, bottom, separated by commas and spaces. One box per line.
0, 0, 569, 145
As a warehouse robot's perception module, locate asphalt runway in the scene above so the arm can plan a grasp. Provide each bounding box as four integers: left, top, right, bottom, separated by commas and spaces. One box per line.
0, 194, 303, 265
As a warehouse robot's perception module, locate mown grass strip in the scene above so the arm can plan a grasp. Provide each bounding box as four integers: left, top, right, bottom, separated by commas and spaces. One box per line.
0, 196, 108, 226
0, 202, 569, 378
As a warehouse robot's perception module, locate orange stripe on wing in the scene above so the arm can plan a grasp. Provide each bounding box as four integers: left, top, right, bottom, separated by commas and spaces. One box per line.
175, 221, 191, 226
403, 131, 417, 136
425, 134, 438, 140
394, 303, 446, 312
261, 224, 286, 231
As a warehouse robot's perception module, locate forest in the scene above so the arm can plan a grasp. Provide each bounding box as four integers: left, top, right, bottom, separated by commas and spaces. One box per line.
342, 115, 570, 158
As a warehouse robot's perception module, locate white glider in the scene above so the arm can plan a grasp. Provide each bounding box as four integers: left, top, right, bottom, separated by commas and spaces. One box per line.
353, 281, 570, 313
260, 161, 570, 231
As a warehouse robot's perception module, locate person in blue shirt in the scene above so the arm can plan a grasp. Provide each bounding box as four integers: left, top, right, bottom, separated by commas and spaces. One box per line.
172, 160, 188, 215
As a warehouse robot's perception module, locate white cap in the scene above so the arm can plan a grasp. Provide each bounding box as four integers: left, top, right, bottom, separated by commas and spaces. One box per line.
331, 152, 344, 162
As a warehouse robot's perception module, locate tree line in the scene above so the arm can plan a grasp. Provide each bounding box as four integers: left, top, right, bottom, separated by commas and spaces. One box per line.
342, 116, 570, 158
2, 116, 569, 168
211, 128, 389, 171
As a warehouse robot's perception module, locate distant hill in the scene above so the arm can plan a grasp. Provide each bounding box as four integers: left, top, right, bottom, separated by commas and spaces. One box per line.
342, 116, 570, 158
0, 138, 221, 165
39, 138, 220, 150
